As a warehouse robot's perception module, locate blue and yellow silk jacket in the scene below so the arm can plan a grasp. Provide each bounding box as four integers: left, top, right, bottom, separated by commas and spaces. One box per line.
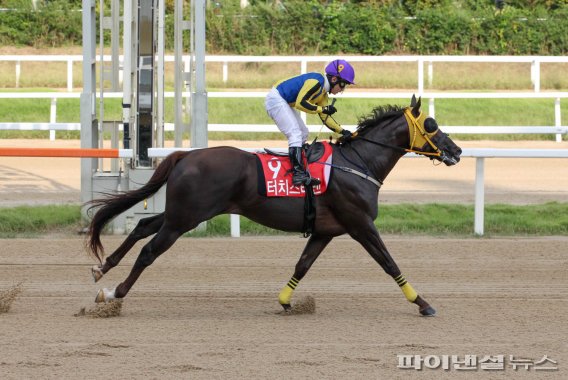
274, 72, 342, 133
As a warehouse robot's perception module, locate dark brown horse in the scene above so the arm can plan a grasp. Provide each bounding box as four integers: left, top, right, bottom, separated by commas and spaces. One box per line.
87, 95, 461, 316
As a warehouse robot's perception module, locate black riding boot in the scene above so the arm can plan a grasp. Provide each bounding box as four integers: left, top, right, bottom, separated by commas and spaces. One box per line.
289, 147, 320, 186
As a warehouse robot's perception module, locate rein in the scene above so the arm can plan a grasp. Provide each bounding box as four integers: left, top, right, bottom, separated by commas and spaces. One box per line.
324, 106, 443, 187
317, 159, 383, 188
354, 136, 406, 154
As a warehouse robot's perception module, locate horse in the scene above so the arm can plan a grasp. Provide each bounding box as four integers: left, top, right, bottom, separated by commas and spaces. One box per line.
86, 95, 462, 316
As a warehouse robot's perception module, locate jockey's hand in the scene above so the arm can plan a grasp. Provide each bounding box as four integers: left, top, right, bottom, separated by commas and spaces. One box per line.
340, 129, 352, 141
322, 105, 337, 115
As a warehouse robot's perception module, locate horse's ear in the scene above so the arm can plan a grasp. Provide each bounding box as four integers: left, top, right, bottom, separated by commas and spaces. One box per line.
411, 96, 422, 117
410, 94, 417, 107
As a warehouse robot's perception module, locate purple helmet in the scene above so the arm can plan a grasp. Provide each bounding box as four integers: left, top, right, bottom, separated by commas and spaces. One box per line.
325, 59, 355, 85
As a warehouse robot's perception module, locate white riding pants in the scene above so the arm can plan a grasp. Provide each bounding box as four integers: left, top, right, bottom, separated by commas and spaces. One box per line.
265, 88, 308, 148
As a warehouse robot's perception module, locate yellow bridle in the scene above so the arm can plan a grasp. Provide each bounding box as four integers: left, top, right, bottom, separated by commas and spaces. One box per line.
403, 107, 441, 157
333, 106, 442, 158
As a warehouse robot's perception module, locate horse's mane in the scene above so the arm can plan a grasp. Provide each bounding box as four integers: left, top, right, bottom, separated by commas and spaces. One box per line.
356, 104, 405, 133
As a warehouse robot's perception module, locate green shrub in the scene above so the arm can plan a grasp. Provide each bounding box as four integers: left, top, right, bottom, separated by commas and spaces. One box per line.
0, 0, 82, 47
1, 0, 567, 55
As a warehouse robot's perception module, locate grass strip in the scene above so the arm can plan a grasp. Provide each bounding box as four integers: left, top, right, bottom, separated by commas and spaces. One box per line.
0, 205, 81, 238
1, 203, 567, 238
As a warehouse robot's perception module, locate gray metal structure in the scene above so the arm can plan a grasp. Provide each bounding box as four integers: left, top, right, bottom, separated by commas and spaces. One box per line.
80, 0, 207, 233
190, 0, 208, 149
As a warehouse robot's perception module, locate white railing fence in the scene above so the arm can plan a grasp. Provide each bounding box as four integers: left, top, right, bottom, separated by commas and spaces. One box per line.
2, 54, 568, 92
1, 91, 566, 141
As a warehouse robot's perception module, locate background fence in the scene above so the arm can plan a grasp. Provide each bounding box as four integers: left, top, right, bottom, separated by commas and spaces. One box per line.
2, 54, 568, 92
1, 54, 567, 140
1, 91, 566, 141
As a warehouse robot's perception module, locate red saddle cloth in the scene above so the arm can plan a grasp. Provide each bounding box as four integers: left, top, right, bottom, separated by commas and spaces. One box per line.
255, 142, 333, 197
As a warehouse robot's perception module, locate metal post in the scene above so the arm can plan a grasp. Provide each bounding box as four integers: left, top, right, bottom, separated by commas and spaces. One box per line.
98, 0, 105, 171
174, 0, 186, 147
156, 0, 165, 149
122, 0, 135, 151
110, 0, 120, 91
474, 157, 485, 235
136, 0, 155, 167
185, 57, 191, 128
81, 0, 98, 210
190, 0, 208, 148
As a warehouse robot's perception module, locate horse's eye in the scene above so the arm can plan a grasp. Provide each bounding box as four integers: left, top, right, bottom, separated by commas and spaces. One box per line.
424, 118, 438, 133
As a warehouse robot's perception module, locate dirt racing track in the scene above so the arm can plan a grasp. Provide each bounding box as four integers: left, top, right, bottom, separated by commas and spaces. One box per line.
0, 236, 566, 379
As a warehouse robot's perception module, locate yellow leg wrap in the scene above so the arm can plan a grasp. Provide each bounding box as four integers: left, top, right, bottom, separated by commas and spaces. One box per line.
394, 274, 418, 302
401, 283, 418, 303
278, 277, 299, 305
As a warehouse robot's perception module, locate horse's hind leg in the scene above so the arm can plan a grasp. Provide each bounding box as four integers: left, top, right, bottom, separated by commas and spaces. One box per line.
92, 213, 164, 283
95, 223, 182, 303
278, 234, 332, 311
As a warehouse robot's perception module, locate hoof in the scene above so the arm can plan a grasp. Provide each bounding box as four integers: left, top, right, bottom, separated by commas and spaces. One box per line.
280, 303, 292, 313
95, 288, 115, 303
91, 265, 103, 283
419, 305, 436, 317
95, 289, 106, 303
414, 295, 436, 317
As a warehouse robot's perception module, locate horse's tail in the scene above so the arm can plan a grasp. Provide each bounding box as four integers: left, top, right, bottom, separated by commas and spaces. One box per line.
85, 151, 189, 264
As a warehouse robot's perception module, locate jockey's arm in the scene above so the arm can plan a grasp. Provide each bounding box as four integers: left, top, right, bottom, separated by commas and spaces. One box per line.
294, 79, 326, 114
318, 111, 342, 134
315, 93, 343, 134
295, 81, 344, 134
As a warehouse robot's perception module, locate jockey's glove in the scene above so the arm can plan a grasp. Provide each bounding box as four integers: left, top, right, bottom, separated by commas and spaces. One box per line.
322, 104, 337, 115
340, 129, 353, 140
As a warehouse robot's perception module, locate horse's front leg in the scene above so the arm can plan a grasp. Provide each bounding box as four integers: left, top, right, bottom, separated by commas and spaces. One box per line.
278, 234, 332, 311
92, 213, 164, 283
348, 221, 436, 316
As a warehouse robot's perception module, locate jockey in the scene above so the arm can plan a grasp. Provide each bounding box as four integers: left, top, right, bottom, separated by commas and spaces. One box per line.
265, 59, 355, 186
